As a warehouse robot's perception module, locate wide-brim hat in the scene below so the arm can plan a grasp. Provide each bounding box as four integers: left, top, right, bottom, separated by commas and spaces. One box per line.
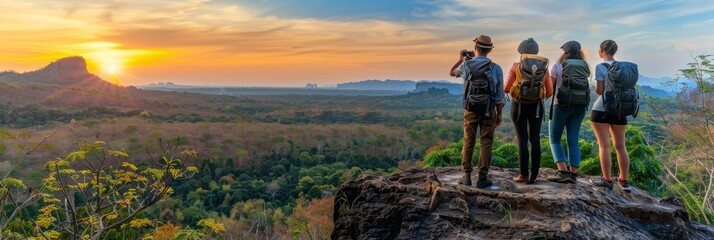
473, 35, 494, 49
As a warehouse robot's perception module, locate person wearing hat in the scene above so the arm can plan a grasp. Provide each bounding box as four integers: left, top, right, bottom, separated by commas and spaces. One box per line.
449, 35, 505, 188
504, 38, 553, 184
546, 40, 591, 183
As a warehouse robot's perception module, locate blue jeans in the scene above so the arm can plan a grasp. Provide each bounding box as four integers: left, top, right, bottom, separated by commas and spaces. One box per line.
549, 105, 586, 167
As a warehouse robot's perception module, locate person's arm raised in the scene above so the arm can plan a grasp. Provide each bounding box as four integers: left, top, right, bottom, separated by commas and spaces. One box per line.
450, 58, 464, 77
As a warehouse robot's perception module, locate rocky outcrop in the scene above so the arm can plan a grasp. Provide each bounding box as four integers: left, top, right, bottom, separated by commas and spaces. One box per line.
332, 167, 714, 240
1, 56, 114, 88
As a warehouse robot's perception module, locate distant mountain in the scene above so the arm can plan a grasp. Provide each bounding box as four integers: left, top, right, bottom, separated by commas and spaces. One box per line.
413, 81, 676, 98
414, 82, 461, 95
639, 85, 673, 98
0, 56, 220, 116
140, 82, 198, 89
335, 79, 456, 92
333, 76, 680, 98
0, 56, 114, 88
335, 80, 417, 91
637, 75, 694, 92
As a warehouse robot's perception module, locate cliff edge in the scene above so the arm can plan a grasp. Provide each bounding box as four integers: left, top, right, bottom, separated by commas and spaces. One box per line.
331, 167, 714, 240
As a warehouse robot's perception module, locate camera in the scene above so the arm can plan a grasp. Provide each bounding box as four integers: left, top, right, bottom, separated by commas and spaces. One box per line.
460, 49, 475, 59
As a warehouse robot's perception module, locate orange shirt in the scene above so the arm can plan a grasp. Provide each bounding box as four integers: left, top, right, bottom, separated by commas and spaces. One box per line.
504, 62, 553, 98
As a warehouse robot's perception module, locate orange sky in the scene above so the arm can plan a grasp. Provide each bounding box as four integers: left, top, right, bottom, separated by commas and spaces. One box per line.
1, 0, 713, 87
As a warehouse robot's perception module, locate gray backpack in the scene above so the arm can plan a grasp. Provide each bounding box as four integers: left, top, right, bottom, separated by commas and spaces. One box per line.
602, 61, 639, 118
462, 59, 495, 117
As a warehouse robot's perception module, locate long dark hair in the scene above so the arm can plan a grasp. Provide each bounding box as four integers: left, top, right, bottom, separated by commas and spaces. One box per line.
558, 50, 589, 70
558, 50, 586, 63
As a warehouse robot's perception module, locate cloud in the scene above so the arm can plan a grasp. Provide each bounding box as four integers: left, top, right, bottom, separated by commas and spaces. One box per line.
552, 33, 567, 41
590, 24, 604, 31
1, 0, 714, 85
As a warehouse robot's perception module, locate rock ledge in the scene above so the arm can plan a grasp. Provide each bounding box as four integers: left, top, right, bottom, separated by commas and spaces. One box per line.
331, 167, 714, 240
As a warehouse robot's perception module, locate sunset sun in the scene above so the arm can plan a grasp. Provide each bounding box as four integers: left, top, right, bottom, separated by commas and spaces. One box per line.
105, 64, 121, 74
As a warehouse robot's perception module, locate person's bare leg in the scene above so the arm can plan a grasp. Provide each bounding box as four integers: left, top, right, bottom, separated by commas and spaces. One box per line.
556, 162, 568, 172
609, 124, 630, 181
592, 122, 612, 180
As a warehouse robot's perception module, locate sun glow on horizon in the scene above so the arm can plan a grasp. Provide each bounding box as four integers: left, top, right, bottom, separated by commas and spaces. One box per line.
104, 64, 121, 74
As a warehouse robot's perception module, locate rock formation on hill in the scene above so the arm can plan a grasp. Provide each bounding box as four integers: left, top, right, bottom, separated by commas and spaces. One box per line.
332, 167, 714, 240
0, 56, 114, 88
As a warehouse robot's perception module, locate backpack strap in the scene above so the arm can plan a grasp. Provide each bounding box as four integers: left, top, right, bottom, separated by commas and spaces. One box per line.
462, 62, 470, 105
486, 61, 494, 117
462, 78, 470, 108
549, 72, 557, 120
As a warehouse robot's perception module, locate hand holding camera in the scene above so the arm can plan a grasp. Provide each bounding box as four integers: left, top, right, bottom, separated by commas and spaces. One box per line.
460, 49, 475, 60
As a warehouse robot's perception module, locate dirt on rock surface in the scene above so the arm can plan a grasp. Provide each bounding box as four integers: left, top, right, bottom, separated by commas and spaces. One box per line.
331, 167, 714, 240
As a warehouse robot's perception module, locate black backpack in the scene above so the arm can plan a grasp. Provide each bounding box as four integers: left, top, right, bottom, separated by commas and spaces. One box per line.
602, 61, 639, 118
462, 59, 495, 116
517, 54, 549, 104
556, 59, 590, 108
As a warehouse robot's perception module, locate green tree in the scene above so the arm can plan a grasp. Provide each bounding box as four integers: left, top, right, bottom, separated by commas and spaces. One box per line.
39, 139, 198, 240
423, 140, 465, 168
493, 144, 518, 168
658, 53, 714, 223
0, 175, 42, 239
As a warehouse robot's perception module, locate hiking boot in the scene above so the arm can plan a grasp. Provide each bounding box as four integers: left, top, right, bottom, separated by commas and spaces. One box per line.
590, 177, 614, 190
618, 179, 633, 193
476, 174, 493, 188
547, 171, 574, 183
459, 172, 472, 186
570, 171, 584, 182
512, 175, 528, 183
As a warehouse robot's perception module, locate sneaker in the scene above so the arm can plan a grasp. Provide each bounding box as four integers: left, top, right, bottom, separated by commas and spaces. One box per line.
459, 172, 472, 186
618, 179, 633, 192
590, 177, 613, 190
570, 171, 584, 182
476, 175, 493, 188
547, 171, 574, 183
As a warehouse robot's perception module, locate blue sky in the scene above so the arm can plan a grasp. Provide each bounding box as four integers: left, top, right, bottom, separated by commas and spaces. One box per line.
230, 0, 714, 82
2, 0, 714, 86
231, 0, 432, 21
